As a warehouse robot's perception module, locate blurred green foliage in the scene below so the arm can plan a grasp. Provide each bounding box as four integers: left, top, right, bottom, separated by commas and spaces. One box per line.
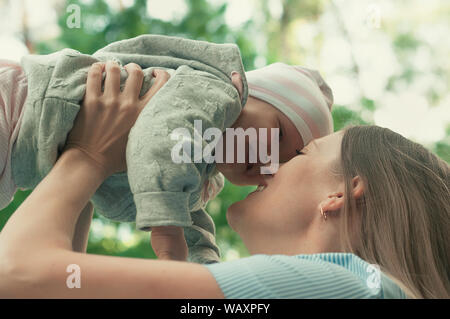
0, 0, 448, 261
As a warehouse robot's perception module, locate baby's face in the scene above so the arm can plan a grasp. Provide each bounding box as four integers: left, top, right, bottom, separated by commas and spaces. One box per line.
216, 96, 304, 186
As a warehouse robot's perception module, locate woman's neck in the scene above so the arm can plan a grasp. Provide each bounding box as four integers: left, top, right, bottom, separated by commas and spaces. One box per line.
246, 218, 344, 256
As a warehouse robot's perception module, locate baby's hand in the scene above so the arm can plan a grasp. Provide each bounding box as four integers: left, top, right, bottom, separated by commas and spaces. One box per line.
150, 226, 188, 261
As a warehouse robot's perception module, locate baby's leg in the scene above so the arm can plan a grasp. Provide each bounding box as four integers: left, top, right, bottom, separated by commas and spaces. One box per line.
184, 209, 220, 264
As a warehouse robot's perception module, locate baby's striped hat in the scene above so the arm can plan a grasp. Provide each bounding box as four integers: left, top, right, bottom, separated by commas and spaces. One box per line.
245, 62, 334, 145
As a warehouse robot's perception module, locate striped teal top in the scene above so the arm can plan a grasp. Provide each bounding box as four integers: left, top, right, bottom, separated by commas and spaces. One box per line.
204, 252, 408, 299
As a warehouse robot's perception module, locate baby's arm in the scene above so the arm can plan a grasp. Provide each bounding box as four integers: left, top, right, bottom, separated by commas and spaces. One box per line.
127, 65, 243, 263
150, 72, 241, 262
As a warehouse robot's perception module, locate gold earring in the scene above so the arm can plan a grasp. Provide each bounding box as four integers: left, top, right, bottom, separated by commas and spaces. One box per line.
320, 205, 327, 220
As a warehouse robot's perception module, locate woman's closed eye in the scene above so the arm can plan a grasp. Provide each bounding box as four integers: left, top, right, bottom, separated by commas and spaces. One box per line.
296, 149, 305, 156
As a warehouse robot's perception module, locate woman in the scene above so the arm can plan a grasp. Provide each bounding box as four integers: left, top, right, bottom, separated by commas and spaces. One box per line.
0, 63, 448, 299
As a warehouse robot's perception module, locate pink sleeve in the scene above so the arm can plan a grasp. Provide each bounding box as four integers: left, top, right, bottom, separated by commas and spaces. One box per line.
0, 59, 28, 210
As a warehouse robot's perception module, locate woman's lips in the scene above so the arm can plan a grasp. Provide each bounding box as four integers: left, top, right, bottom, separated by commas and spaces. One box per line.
255, 184, 266, 192
248, 180, 268, 196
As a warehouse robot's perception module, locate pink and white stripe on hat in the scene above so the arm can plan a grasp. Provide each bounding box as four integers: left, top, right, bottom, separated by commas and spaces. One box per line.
245, 62, 334, 146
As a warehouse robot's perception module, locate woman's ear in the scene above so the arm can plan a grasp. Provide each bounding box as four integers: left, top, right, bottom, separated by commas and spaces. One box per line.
352, 176, 364, 200
320, 191, 344, 213
320, 176, 364, 213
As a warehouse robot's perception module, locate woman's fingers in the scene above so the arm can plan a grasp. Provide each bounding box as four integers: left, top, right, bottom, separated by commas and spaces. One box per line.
86, 62, 105, 97
103, 61, 121, 97
123, 63, 144, 99
138, 69, 170, 111
68, 64, 170, 177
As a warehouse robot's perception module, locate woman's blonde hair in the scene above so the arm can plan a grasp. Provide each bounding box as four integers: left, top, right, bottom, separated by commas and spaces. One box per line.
338, 125, 449, 299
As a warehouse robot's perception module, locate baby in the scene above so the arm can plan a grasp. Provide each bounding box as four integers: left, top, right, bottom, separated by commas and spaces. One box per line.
0, 34, 333, 264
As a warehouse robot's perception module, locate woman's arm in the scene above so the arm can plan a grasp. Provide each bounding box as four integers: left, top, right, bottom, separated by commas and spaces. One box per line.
72, 202, 94, 252
0, 149, 222, 298
0, 61, 224, 298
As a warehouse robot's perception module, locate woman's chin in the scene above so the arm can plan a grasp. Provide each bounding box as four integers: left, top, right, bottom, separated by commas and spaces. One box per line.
226, 199, 248, 231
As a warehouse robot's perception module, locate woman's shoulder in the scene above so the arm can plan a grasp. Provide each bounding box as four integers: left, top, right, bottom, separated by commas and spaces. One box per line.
290, 252, 408, 298
204, 252, 408, 299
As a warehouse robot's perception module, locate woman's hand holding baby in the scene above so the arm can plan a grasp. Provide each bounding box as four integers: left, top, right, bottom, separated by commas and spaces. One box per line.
65, 61, 187, 262
65, 61, 170, 178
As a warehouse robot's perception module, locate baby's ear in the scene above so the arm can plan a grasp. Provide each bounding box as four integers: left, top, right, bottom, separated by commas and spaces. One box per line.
231, 71, 243, 102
